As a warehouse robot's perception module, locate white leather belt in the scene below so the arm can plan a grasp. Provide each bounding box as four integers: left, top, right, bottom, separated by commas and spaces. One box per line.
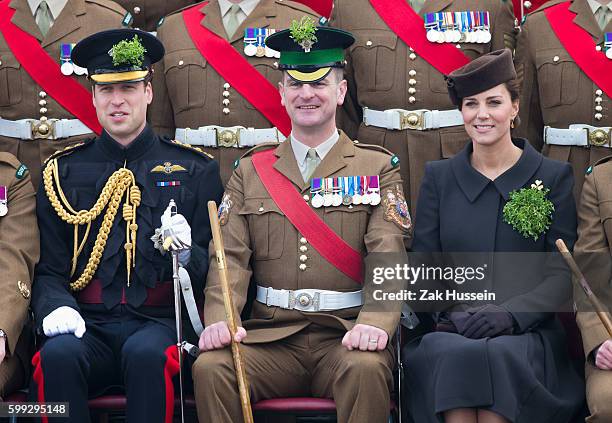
363, 107, 464, 131
256, 286, 363, 312
0, 117, 93, 140
544, 124, 612, 148
175, 126, 286, 148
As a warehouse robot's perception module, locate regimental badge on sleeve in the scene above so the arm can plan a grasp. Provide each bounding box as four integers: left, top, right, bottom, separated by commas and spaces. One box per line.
218, 193, 233, 226
382, 184, 412, 232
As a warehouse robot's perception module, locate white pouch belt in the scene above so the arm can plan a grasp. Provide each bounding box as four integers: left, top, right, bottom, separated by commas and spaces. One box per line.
175, 126, 286, 148
363, 107, 464, 131
0, 117, 93, 140
544, 124, 612, 148
256, 286, 363, 312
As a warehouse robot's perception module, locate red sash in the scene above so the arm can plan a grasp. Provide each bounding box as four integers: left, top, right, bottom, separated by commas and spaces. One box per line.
293, 0, 333, 18
0, 1, 102, 135
182, 4, 292, 136
369, 0, 470, 75
251, 149, 364, 284
545, 2, 612, 99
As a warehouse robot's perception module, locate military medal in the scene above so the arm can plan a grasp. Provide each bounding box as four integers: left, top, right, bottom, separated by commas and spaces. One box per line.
341, 177, 353, 206
332, 178, 343, 206
255, 28, 266, 57
361, 176, 371, 204
264, 29, 276, 58
323, 178, 334, 207
0, 186, 7, 217
353, 176, 362, 205
481, 12, 492, 43
244, 28, 258, 56
60, 43, 74, 76
424, 14, 439, 42
310, 178, 324, 208
369, 176, 381, 206
605, 33, 612, 59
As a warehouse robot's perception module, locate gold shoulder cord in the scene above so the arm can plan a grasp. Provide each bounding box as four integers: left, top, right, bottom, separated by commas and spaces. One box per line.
42, 159, 141, 291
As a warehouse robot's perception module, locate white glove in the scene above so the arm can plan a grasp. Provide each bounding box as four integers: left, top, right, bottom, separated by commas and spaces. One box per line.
42, 306, 86, 338
161, 208, 192, 252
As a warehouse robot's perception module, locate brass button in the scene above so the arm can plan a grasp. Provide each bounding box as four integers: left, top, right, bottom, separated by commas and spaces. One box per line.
524, 0, 532, 8
300, 245, 307, 253
0, 60, 3, 66
553, 56, 560, 62
223, 91, 230, 98
408, 87, 416, 94
39, 91, 47, 98
133, 6, 141, 13
40, 116, 47, 121
408, 96, 416, 103
408, 79, 417, 86
39, 107, 47, 114
596, 89, 603, 96
409, 53, 417, 60
299, 254, 308, 262
178, 60, 184, 66
303, 194, 309, 202
223, 82, 230, 89
39, 99, 47, 107
596, 46, 602, 52
595, 97, 603, 103
37, 123, 50, 136
408, 70, 416, 77
596, 105, 603, 112
300, 237, 307, 244
222, 108, 230, 115
366, 40, 373, 47
409, 47, 414, 52
299, 263, 307, 271
222, 99, 230, 106
456, 44, 461, 49
273, 62, 279, 68
595, 113, 603, 120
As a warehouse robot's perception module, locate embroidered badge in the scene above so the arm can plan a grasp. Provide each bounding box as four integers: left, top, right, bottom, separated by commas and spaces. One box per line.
122, 12, 133, 27
503, 180, 554, 241
218, 193, 233, 226
150, 162, 187, 174
233, 159, 240, 169
586, 166, 593, 175
15, 164, 28, 179
391, 155, 400, 168
382, 184, 412, 232
156, 181, 181, 187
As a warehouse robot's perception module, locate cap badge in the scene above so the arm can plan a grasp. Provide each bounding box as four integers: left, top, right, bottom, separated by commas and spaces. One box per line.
290, 16, 318, 53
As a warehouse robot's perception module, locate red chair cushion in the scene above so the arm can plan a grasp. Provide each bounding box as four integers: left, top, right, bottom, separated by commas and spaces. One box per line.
253, 398, 337, 412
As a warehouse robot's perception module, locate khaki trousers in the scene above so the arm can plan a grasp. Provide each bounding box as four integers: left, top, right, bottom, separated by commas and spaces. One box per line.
192, 325, 395, 423
585, 362, 612, 422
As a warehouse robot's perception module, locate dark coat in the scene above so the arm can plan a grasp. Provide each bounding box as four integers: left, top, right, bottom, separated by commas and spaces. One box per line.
403, 139, 584, 422
32, 125, 223, 341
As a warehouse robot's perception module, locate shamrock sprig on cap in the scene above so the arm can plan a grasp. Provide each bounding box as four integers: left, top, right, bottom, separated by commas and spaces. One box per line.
289, 16, 318, 53
502, 180, 555, 241
109, 35, 147, 67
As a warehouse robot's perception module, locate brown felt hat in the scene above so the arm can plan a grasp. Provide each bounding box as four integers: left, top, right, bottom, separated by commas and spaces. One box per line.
445, 49, 516, 106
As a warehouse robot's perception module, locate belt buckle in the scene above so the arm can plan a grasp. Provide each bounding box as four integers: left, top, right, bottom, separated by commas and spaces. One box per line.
30, 119, 56, 140
216, 128, 240, 147
587, 128, 610, 147
399, 111, 424, 130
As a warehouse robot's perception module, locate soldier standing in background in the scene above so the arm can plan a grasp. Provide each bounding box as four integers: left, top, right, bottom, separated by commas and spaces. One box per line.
514, 0, 612, 202
149, 0, 318, 184
331, 0, 517, 216
0, 0, 128, 188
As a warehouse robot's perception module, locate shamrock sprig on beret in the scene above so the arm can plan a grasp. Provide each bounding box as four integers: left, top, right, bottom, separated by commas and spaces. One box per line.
289, 16, 318, 52
502, 180, 554, 241
109, 35, 147, 67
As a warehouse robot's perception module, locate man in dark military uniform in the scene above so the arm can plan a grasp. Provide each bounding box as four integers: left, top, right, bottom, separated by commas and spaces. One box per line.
0, 152, 39, 399
192, 20, 410, 423
30, 29, 223, 422
0, 0, 130, 189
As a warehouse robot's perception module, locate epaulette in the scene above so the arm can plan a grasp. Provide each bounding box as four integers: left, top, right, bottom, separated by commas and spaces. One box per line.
590, 155, 612, 174
353, 140, 395, 156
165, 138, 215, 160
43, 140, 94, 164
85, 0, 126, 16
276, 0, 320, 15
233, 142, 279, 169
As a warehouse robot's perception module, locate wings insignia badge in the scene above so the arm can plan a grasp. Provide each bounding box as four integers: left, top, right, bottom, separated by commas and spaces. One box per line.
150, 162, 187, 174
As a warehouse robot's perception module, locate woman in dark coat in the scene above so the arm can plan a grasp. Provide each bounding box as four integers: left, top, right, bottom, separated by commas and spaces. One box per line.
402, 49, 584, 423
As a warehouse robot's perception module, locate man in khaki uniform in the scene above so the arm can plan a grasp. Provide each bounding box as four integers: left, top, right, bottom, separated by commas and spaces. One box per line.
0, 0, 127, 188
149, 0, 318, 184
515, 0, 612, 202
331, 0, 516, 215
192, 22, 410, 423
0, 152, 39, 398
574, 158, 612, 422
113, 0, 197, 31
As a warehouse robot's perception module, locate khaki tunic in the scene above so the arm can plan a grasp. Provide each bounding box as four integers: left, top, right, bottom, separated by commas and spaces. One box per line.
0, 0, 126, 188
113, 0, 196, 31
574, 158, 612, 422
192, 132, 410, 422
331, 0, 517, 215
514, 0, 612, 202
0, 153, 39, 397
149, 0, 317, 185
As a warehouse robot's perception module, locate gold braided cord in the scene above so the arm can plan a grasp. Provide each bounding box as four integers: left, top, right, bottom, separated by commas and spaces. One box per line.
42, 159, 141, 291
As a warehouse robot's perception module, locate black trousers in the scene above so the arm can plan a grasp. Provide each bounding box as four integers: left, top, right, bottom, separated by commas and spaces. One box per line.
30, 310, 190, 423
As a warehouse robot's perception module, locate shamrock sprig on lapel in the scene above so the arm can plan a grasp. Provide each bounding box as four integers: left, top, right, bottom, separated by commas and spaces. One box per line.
502, 180, 555, 241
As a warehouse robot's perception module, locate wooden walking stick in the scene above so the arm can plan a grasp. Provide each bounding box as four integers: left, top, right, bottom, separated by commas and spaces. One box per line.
207, 201, 255, 423
556, 239, 612, 336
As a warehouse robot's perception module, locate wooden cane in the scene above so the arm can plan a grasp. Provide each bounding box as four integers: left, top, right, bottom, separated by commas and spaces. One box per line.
207, 201, 254, 423
556, 239, 612, 336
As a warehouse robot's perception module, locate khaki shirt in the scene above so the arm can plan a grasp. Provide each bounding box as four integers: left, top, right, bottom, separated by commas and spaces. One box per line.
149, 0, 318, 184
0, 0, 126, 188
331, 0, 517, 215
204, 131, 411, 343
